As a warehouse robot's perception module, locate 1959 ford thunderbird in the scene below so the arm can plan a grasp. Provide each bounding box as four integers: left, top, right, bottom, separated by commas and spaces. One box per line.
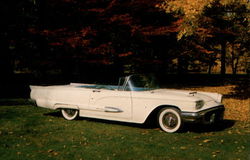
30, 75, 225, 133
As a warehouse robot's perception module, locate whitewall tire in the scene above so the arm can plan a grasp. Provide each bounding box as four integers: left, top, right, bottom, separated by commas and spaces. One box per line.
61, 109, 79, 120
157, 108, 182, 133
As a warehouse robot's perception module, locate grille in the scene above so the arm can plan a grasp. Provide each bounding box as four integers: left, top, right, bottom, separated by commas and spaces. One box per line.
204, 108, 224, 123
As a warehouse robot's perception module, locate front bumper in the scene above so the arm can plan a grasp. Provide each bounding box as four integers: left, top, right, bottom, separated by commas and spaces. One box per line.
181, 105, 225, 124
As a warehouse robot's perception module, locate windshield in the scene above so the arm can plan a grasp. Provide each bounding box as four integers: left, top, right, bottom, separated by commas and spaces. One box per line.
128, 75, 159, 91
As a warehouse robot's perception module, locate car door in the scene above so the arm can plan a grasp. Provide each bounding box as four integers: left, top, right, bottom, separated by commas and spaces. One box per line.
89, 89, 132, 120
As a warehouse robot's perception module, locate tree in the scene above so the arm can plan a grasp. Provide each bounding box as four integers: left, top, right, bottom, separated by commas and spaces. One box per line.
225, 1, 250, 74
25, 0, 179, 78
156, 0, 250, 74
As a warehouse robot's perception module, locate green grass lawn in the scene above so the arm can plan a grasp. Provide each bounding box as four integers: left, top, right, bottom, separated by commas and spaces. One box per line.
0, 99, 249, 160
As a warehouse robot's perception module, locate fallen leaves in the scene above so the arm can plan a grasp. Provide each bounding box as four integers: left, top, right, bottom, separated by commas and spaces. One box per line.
141, 130, 149, 135
211, 150, 221, 158
203, 139, 212, 143
197, 139, 212, 146
180, 146, 187, 150
193, 136, 200, 139
47, 149, 59, 156
220, 139, 224, 144
212, 150, 221, 154
8, 131, 13, 135
223, 98, 250, 121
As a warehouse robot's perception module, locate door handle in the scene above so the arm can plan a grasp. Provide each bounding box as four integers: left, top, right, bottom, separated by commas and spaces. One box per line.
93, 90, 100, 92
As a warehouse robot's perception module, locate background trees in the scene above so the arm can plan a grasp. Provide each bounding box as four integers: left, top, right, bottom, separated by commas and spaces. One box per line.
157, 0, 250, 74
0, 0, 249, 85
15, 0, 180, 79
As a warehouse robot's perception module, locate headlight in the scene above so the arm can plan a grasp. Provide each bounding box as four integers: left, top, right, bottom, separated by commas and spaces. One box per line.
196, 100, 204, 110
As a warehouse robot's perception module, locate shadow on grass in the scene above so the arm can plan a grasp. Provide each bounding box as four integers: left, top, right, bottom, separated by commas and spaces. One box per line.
182, 119, 236, 133
44, 111, 148, 129
0, 99, 33, 106
44, 111, 235, 133
43, 111, 62, 118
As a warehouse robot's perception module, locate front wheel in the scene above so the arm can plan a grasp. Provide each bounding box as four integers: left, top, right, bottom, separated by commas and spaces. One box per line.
157, 108, 182, 133
61, 109, 78, 120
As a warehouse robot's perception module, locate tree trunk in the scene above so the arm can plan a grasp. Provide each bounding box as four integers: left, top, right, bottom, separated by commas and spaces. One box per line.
208, 63, 212, 74
221, 41, 226, 75
233, 57, 239, 75
178, 56, 188, 74
231, 43, 238, 75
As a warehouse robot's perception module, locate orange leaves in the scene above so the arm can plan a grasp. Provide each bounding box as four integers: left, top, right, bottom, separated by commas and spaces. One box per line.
47, 149, 59, 156
62, 0, 76, 3
31, 27, 97, 48
156, 0, 216, 39
180, 146, 187, 150
80, 27, 97, 37
110, 14, 133, 25
203, 139, 212, 143
27, 28, 37, 34
88, 43, 115, 55
140, 19, 182, 36
196, 27, 214, 39
157, 0, 214, 16
197, 139, 212, 146
65, 27, 96, 48
49, 42, 63, 46
69, 39, 91, 48
40, 28, 67, 36
80, 8, 105, 13
194, 43, 214, 54
157, 0, 249, 40
118, 51, 133, 57
223, 98, 250, 121
141, 26, 179, 36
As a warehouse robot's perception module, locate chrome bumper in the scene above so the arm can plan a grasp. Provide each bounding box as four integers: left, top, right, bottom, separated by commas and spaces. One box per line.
181, 105, 225, 124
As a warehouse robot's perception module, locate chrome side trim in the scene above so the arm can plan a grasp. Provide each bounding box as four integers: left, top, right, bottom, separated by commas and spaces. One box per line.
104, 107, 123, 113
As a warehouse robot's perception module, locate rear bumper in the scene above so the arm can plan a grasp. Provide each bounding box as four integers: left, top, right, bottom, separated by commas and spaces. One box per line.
181, 105, 225, 124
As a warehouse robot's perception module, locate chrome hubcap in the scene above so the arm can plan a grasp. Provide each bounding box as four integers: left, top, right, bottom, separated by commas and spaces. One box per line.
163, 113, 178, 129
64, 109, 76, 117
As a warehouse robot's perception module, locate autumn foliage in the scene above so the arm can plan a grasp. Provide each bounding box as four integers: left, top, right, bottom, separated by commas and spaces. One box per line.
0, 0, 249, 78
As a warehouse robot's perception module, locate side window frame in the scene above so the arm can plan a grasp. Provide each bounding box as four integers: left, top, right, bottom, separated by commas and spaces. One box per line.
118, 76, 132, 91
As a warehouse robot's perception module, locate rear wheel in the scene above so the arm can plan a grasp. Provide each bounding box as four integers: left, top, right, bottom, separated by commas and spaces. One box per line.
61, 109, 78, 120
157, 107, 182, 133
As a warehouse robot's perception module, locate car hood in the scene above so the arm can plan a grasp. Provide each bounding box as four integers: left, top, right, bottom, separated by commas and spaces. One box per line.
138, 89, 222, 103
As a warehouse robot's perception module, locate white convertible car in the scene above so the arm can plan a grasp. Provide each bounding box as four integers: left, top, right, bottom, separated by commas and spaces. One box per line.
30, 75, 225, 133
